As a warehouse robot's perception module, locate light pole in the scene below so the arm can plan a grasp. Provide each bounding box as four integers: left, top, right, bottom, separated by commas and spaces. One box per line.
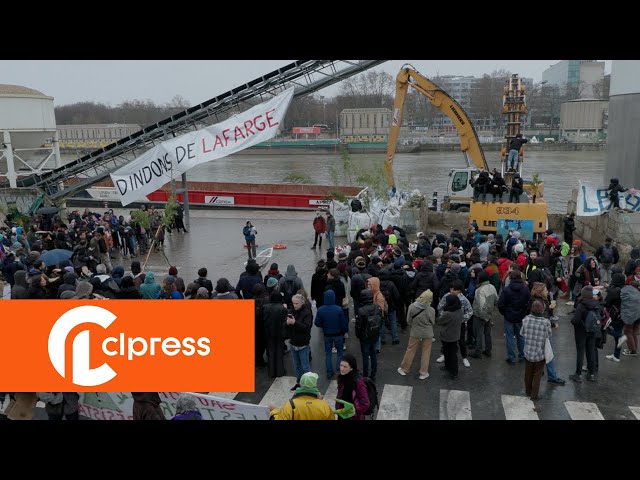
320, 95, 326, 125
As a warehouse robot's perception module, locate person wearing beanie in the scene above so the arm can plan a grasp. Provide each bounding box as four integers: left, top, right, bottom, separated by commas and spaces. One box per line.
520, 299, 552, 400
168, 266, 185, 294
326, 250, 337, 270
157, 275, 183, 299
398, 289, 436, 380
268, 372, 334, 420
569, 285, 602, 383
264, 262, 283, 288
470, 270, 498, 359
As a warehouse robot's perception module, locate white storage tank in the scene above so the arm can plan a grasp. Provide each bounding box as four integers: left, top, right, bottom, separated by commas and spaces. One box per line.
0, 84, 56, 148
0, 84, 60, 187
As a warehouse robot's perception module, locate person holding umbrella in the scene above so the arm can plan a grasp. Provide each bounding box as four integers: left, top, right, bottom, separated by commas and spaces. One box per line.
40, 249, 74, 268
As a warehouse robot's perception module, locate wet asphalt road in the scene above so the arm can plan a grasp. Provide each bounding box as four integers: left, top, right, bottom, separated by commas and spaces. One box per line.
145, 209, 638, 420
15, 207, 637, 420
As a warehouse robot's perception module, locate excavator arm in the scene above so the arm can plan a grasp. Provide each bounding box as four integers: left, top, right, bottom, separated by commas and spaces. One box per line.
385, 65, 489, 189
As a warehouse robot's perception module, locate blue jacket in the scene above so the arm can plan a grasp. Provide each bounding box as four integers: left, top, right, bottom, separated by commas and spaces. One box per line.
314, 290, 348, 336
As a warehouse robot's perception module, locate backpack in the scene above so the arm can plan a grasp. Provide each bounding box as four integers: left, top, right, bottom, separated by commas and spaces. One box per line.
282, 278, 296, 306
364, 305, 383, 341
362, 377, 379, 417
600, 245, 614, 264
584, 308, 602, 336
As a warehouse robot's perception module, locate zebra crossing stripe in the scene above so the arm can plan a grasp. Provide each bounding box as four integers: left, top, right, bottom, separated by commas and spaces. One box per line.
564, 401, 605, 420
258, 376, 298, 408
501, 395, 539, 420
376, 384, 412, 420
629, 406, 640, 420
440, 389, 472, 420
207, 392, 238, 400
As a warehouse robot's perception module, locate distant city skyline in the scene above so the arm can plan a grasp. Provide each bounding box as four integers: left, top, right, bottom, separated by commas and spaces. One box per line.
0, 60, 611, 107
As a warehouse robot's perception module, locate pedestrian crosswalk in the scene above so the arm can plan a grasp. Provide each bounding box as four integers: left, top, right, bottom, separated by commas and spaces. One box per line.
2, 379, 637, 420
213, 376, 640, 420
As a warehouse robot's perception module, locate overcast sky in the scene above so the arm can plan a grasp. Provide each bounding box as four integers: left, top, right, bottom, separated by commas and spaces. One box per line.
0, 60, 612, 107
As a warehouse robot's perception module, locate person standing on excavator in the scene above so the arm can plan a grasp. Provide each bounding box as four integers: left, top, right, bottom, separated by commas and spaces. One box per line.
507, 134, 528, 171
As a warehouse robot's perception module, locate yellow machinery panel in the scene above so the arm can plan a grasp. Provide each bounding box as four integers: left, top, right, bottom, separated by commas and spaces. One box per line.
470, 200, 547, 234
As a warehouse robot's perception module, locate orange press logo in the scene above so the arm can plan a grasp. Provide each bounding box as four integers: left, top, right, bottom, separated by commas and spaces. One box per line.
0, 300, 255, 392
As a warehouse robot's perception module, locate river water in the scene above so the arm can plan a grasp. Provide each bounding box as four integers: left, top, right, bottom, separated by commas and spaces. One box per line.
61, 149, 605, 214
183, 149, 606, 214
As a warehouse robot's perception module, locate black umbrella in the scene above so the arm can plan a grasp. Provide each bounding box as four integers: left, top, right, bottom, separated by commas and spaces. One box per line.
37, 206, 59, 215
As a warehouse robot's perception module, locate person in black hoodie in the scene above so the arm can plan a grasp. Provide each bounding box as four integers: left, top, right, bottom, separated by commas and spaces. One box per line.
263, 291, 288, 378
263, 262, 282, 287
411, 260, 439, 305
10, 269, 29, 299
509, 173, 524, 203
570, 286, 602, 382
563, 213, 576, 246
310, 260, 328, 308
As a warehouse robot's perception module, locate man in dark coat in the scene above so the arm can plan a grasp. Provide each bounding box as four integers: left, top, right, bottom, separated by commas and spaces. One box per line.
563, 213, 576, 246
498, 271, 531, 364
569, 287, 602, 383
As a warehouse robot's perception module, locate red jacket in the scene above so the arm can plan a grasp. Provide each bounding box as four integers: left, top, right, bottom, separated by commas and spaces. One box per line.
497, 257, 512, 282
313, 216, 326, 233
336, 375, 370, 420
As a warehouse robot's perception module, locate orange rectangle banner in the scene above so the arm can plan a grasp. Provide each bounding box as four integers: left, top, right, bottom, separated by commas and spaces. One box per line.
0, 300, 255, 392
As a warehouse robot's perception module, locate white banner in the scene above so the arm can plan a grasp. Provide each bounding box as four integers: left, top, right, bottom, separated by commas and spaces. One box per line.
576, 181, 640, 216
110, 87, 295, 206
78, 391, 270, 420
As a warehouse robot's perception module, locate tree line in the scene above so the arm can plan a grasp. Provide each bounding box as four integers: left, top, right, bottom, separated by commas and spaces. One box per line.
54, 69, 611, 133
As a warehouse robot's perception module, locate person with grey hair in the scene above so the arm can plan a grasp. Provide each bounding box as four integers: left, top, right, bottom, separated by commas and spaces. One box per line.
171, 393, 203, 420
286, 293, 313, 391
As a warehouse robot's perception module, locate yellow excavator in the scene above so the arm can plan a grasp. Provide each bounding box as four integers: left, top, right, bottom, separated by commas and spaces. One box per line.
386, 65, 548, 237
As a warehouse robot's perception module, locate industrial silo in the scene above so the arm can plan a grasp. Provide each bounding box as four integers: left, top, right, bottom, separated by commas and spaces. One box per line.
605, 61, 640, 189
0, 84, 61, 188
